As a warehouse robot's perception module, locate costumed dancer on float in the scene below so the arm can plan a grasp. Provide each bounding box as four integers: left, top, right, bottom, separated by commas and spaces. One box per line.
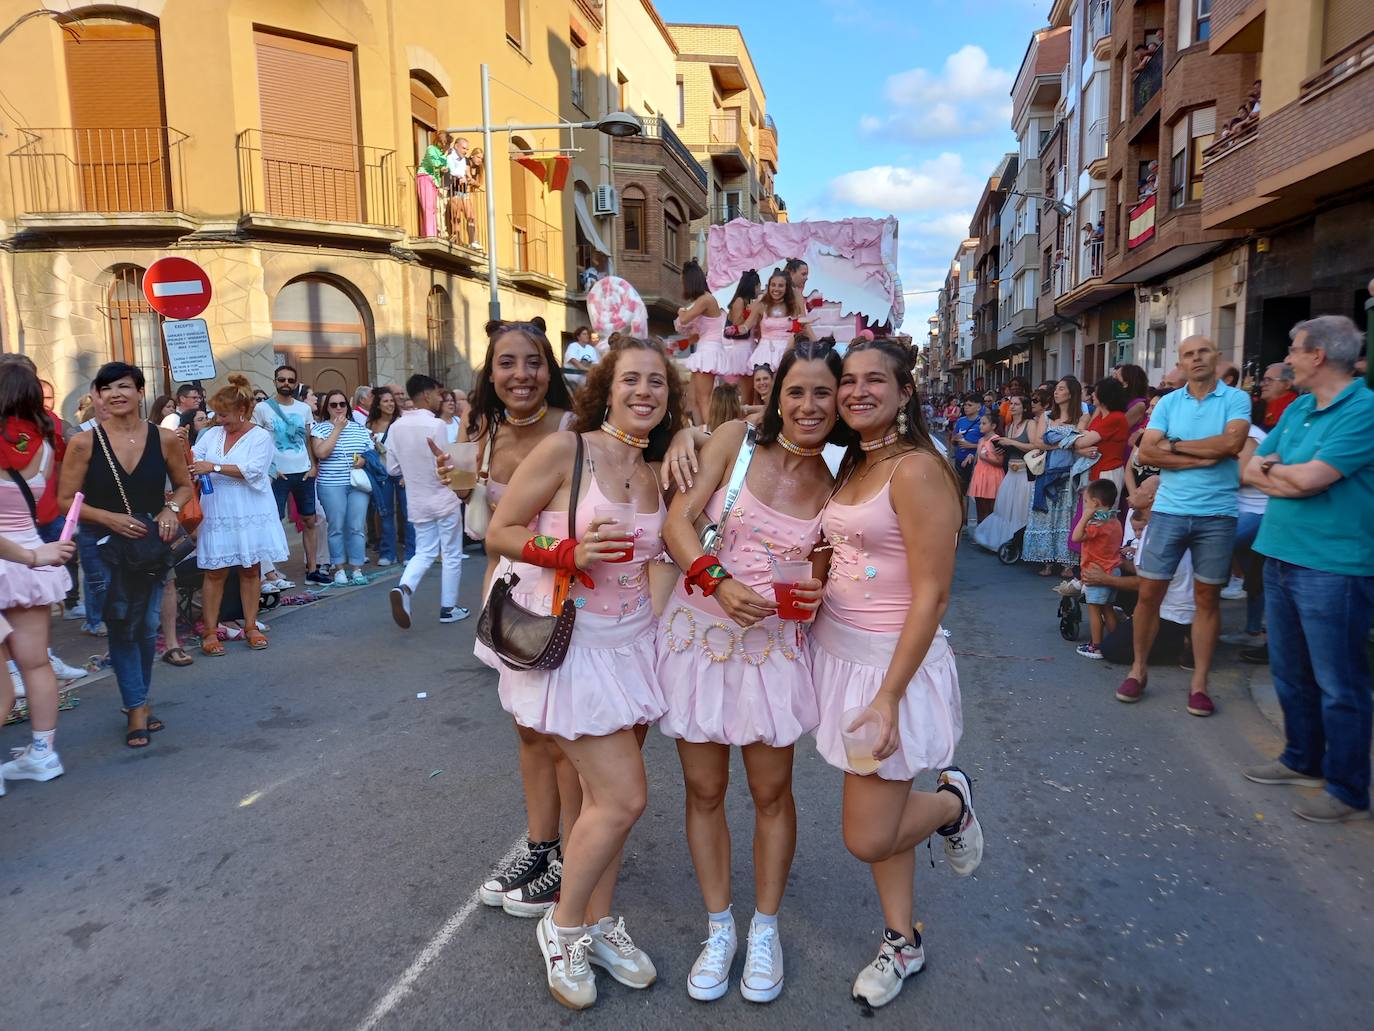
657, 341, 847, 1004
739, 269, 814, 375
484, 337, 684, 1010
811, 337, 986, 1010
677, 260, 752, 427
442, 320, 579, 918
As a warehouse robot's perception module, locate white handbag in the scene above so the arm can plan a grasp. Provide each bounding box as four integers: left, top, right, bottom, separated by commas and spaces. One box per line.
463, 423, 496, 539
349, 467, 372, 493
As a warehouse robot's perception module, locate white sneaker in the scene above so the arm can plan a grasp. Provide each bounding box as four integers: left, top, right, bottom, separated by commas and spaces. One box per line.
47, 651, 88, 682
937, 766, 984, 877
740, 919, 784, 1003
259, 579, 282, 594
376, 557, 395, 567
588, 916, 656, 989
536, 912, 596, 1010
332, 570, 349, 586
1, 745, 64, 782
63, 602, 86, 621
389, 587, 412, 629
688, 917, 737, 1001
851, 929, 925, 1008
350, 570, 369, 586
438, 607, 469, 623
1221, 576, 1246, 600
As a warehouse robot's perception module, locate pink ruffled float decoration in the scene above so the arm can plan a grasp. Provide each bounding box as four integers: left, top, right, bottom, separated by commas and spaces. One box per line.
586, 276, 649, 339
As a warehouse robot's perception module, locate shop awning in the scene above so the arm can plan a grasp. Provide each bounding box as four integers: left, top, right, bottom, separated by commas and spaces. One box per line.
573, 190, 612, 256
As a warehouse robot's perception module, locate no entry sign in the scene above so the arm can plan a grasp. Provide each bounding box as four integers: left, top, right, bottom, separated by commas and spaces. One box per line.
142, 257, 212, 319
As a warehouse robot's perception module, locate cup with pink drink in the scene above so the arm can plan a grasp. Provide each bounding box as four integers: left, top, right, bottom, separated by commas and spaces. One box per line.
771, 560, 813, 621
593, 503, 636, 562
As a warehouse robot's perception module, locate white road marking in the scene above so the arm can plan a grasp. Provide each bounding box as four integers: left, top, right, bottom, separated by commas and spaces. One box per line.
352, 836, 526, 1031
151, 280, 205, 297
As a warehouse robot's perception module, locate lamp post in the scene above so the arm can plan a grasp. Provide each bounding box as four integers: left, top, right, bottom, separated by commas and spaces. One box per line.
446, 64, 642, 322
1007, 189, 1074, 218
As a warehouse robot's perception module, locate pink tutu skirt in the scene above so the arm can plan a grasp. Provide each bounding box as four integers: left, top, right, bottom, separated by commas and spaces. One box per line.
656, 597, 819, 747
0, 532, 71, 611
751, 338, 789, 372
683, 338, 754, 378
499, 604, 666, 739
0, 610, 11, 643
811, 609, 962, 781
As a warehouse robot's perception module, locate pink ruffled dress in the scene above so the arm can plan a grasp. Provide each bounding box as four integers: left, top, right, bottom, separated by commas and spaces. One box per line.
657, 480, 822, 747
0, 444, 72, 610
679, 311, 753, 378
811, 458, 962, 781
751, 313, 794, 372
497, 473, 667, 739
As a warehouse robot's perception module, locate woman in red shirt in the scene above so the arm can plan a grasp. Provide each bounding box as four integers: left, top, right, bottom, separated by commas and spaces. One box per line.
1077, 377, 1131, 490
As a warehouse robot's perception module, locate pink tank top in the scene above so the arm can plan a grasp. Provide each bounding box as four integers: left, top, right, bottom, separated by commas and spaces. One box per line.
820, 462, 915, 633
535, 475, 665, 619
674, 480, 822, 618
759, 314, 794, 341
677, 311, 727, 345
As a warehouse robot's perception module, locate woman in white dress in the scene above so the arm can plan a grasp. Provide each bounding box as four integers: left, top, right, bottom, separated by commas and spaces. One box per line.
191, 374, 288, 655
972, 393, 1036, 554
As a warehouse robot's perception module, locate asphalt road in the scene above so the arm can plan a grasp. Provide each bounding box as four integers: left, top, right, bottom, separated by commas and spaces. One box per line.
4, 545, 1372, 1030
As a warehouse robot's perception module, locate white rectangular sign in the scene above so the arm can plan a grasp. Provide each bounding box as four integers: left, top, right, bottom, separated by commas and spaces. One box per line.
163, 319, 216, 381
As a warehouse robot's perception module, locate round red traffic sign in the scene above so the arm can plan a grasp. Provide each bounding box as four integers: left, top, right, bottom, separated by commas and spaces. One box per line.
142, 257, 212, 320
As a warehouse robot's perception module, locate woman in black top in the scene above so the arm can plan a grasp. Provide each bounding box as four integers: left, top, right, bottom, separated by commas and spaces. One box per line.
58, 363, 192, 748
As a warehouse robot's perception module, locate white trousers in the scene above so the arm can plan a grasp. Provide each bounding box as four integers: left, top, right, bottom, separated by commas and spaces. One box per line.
400, 509, 464, 609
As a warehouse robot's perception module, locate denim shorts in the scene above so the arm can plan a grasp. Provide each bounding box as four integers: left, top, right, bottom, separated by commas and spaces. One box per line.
1084, 567, 1119, 606
1138, 511, 1237, 585
272, 471, 318, 518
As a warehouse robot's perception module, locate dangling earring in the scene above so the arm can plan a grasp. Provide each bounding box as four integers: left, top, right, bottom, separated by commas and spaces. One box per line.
897, 408, 909, 435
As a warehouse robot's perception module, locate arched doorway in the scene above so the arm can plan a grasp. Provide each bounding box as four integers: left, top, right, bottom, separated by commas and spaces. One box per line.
271, 276, 370, 396
426, 285, 453, 381
104, 264, 169, 403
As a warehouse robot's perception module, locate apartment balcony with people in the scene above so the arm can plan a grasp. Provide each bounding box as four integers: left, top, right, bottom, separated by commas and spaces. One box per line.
7, 125, 194, 233
236, 128, 401, 242
404, 169, 488, 270
1131, 36, 1164, 117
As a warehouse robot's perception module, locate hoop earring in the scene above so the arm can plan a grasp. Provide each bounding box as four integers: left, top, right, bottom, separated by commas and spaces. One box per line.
897, 408, 909, 435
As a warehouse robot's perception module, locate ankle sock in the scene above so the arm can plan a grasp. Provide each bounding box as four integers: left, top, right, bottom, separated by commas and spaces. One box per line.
752, 909, 778, 928
552, 919, 584, 939
707, 906, 733, 925
31, 729, 55, 755
528, 836, 560, 856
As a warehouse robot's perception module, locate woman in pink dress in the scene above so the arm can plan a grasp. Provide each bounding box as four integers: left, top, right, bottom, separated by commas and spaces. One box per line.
677, 260, 751, 425
658, 341, 845, 1004
0, 361, 75, 789
486, 337, 683, 1010
812, 338, 985, 1010
740, 269, 814, 373
444, 320, 578, 918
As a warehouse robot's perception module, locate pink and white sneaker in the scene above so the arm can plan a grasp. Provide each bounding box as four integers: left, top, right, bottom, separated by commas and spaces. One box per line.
851, 928, 924, 1008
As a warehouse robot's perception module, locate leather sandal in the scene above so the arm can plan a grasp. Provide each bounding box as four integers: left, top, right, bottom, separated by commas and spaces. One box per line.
245, 628, 269, 650
201, 637, 226, 657
162, 647, 193, 667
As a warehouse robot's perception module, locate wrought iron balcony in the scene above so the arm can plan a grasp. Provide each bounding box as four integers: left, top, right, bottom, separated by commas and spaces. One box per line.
9, 125, 188, 218
237, 128, 397, 230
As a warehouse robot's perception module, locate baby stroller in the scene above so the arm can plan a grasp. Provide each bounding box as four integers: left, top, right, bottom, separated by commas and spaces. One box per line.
172, 534, 278, 629
1057, 591, 1083, 641
973, 457, 1032, 564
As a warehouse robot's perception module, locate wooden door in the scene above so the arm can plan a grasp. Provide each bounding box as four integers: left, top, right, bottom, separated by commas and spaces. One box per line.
297, 353, 366, 399
64, 22, 170, 211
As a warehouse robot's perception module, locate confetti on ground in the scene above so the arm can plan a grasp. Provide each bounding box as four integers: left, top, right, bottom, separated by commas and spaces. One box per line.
429, 770, 444, 778
416, 692, 428, 699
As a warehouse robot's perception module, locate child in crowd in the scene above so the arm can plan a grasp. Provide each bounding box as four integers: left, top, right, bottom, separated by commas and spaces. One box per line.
965, 410, 1004, 524
1071, 479, 1123, 659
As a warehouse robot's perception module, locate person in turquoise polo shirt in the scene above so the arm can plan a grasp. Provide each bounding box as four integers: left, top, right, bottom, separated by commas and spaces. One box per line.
1240, 315, 1373, 825
1116, 335, 1250, 716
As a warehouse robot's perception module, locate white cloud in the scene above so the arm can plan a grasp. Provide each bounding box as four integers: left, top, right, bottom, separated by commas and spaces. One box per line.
827, 153, 980, 213
862, 45, 1014, 142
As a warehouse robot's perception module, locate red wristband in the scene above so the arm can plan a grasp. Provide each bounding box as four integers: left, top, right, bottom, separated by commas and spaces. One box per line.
685, 555, 731, 597
521, 535, 595, 589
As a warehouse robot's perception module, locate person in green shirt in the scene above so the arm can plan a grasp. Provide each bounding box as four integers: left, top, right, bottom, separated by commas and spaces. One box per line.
416, 129, 448, 237
1240, 315, 1374, 825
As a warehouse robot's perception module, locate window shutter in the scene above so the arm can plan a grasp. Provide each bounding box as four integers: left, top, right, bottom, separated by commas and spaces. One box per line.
1171, 118, 1189, 156
1322, 0, 1374, 61
1191, 106, 1216, 137
506, 0, 523, 46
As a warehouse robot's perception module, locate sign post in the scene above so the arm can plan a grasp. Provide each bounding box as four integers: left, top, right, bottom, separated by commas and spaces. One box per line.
143, 256, 215, 384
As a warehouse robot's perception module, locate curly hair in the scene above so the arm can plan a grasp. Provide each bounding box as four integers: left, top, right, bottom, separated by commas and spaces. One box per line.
571, 336, 685, 462
208, 372, 255, 418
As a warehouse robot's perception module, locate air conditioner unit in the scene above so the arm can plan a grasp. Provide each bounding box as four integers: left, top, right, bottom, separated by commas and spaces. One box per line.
593, 184, 620, 216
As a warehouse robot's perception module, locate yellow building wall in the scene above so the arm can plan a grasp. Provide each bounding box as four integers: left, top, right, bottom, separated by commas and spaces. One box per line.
1256, 1, 1324, 114
607, 0, 679, 119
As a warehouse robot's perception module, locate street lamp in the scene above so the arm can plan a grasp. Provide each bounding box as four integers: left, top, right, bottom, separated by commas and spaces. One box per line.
1006, 189, 1073, 218
446, 63, 643, 321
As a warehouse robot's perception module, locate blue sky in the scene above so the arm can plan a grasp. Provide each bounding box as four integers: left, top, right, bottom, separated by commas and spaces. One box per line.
656, 0, 1049, 333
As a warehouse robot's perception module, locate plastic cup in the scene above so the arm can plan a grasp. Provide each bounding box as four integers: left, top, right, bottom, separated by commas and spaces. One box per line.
771, 560, 813, 621
444, 441, 478, 492
840, 705, 882, 775
594, 503, 636, 562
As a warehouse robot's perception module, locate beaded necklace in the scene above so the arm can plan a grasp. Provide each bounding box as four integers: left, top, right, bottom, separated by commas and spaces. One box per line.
859, 430, 899, 452
778, 434, 823, 457
505, 402, 548, 428
599, 422, 649, 449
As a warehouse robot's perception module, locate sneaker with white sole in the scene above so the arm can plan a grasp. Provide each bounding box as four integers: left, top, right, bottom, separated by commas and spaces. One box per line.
1220, 576, 1246, 600
1, 745, 64, 782
438, 606, 469, 623
376, 557, 395, 567
389, 586, 412, 628
588, 916, 656, 989
63, 602, 87, 620
536, 912, 596, 1010
1075, 643, 1103, 660
47, 651, 88, 681
478, 839, 558, 907
332, 569, 349, 586
259, 579, 282, 594
503, 855, 562, 917
740, 919, 783, 1003
851, 928, 924, 1008
1242, 760, 1324, 788
350, 570, 369, 586
936, 766, 983, 877
687, 917, 737, 1001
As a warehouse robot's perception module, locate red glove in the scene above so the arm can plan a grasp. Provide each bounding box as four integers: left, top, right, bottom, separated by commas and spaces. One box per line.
789, 319, 803, 334
806, 296, 823, 312
521, 535, 595, 590
684, 555, 731, 597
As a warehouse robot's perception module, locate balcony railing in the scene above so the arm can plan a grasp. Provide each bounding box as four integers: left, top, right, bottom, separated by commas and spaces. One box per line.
637, 116, 708, 190
712, 202, 751, 225
1133, 46, 1163, 114
709, 114, 751, 161
1089, 0, 1112, 46
9, 126, 187, 216
1080, 238, 1104, 281
1085, 117, 1109, 165
406, 165, 487, 251
509, 212, 561, 280
237, 128, 397, 227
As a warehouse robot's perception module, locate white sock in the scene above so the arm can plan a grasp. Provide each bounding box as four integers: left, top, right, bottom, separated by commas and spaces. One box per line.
752, 909, 778, 928
31, 729, 55, 755
552, 919, 584, 939
707, 906, 733, 926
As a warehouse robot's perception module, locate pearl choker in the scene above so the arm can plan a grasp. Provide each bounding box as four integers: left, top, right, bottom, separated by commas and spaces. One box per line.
600, 421, 649, 449
778, 435, 823, 457
505, 402, 548, 427
859, 430, 899, 452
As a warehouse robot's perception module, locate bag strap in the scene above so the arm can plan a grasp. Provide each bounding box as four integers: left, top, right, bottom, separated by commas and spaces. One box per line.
267, 396, 287, 421
93, 425, 135, 516
550, 434, 584, 613
5, 467, 37, 522
476, 419, 496, 480
709, 424, 756, 554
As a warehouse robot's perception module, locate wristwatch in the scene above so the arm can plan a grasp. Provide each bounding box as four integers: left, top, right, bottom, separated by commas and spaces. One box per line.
1169, 439, 1180, 455
166, 501, 181, 514
213, 464, 223, 474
